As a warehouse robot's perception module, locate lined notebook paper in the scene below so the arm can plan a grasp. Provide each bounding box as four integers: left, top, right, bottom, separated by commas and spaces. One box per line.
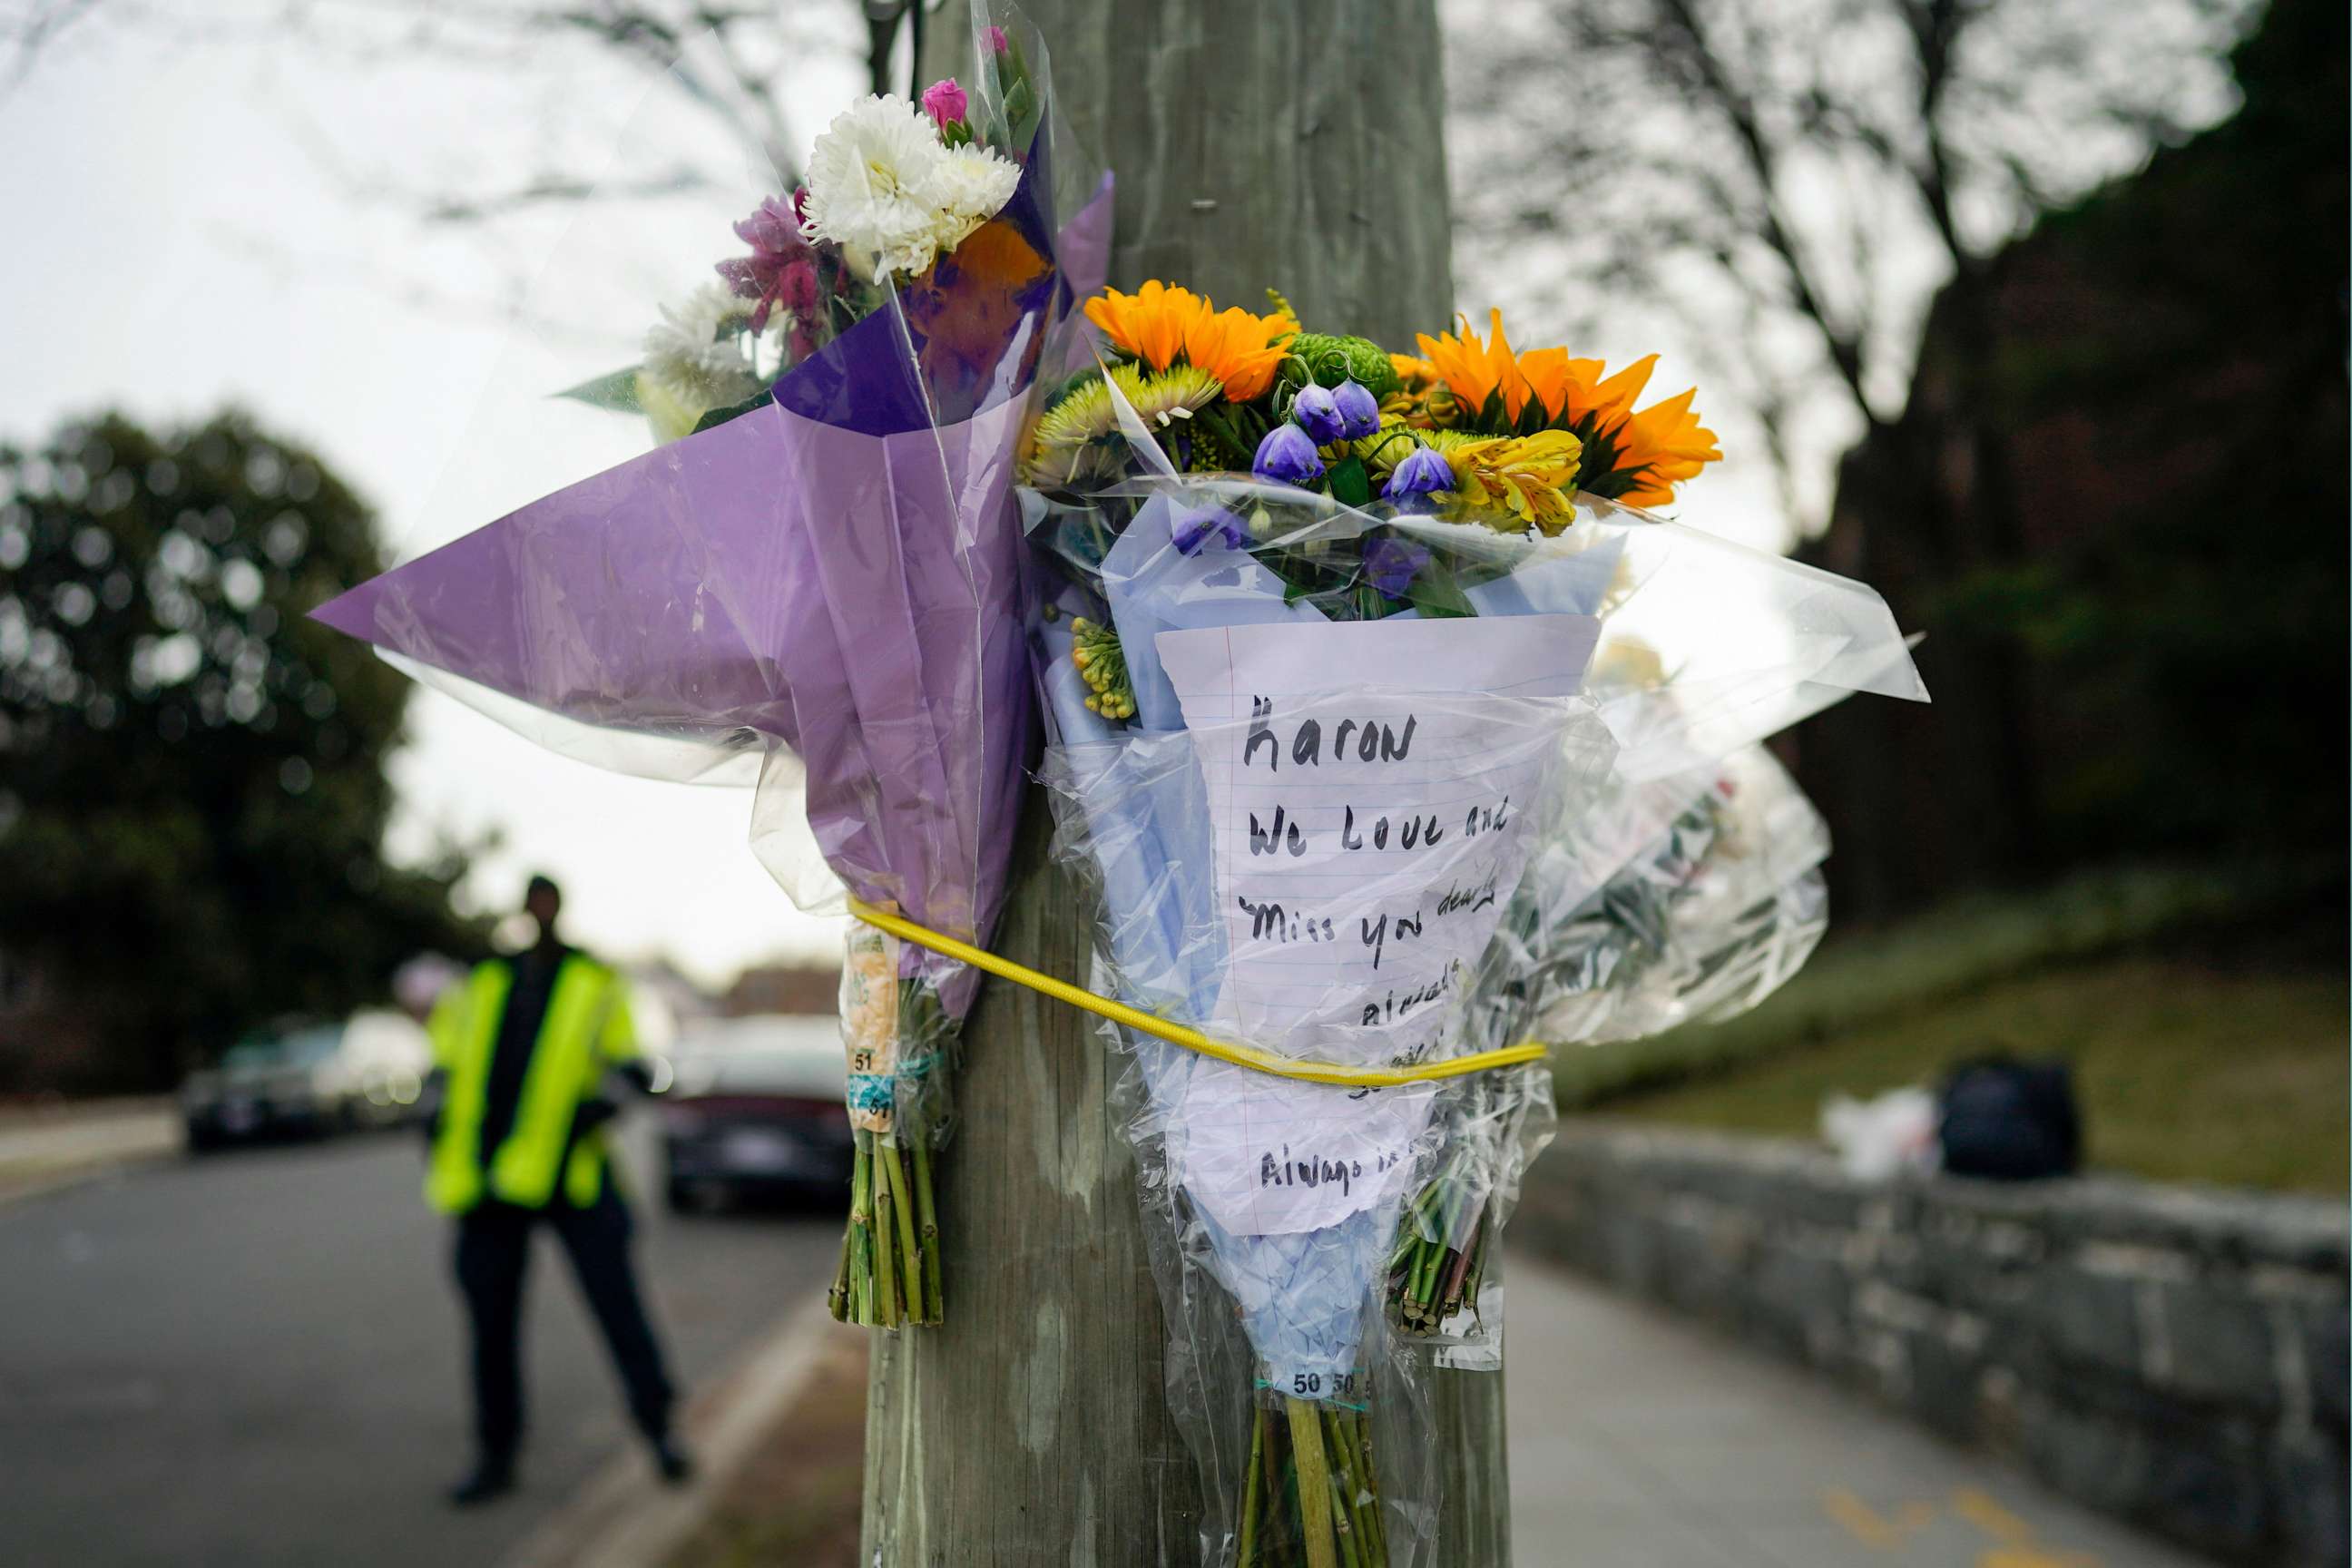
1153, 613, 1600, 1236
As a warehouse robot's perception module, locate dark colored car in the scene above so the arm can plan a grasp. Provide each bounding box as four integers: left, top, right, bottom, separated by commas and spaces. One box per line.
181, 1024, 352, 1149
661, 1017, 851, 1211
180, 1013, 432, 1150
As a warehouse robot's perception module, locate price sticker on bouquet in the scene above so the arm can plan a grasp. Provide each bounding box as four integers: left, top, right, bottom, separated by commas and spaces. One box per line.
840, 926, 902, 1133
1156, 614, 1600, 1237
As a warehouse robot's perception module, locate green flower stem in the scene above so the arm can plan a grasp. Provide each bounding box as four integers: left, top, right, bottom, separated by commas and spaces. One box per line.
1268, 1413, 1298, 1568
879, 1134, 924, 1318
1331, 1408, 1385, 1567
872, 1135, 899, 1328
827, 1213, 852, 1322
912, 1136, 944, 1325
1411, 1230, 1446, 1320
848, 1132, 876, 1326
1240, 1404, 1266, 1568
835, 977, 960, 1331
1286, 1398, 1340, 1568
1328, 1464, 1363, 1568
1439, 1199, 1486, 1319
1360, 1412, 1390, 1565
1320, 1406, 1371, 1568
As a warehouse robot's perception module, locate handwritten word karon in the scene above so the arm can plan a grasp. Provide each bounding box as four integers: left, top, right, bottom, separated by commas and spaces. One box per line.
1244, 697, 1419, 773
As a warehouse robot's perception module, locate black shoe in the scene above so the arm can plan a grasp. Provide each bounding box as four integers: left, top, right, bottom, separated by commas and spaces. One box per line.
650, 1436, 693, 1485
446, 1456, 515, 1508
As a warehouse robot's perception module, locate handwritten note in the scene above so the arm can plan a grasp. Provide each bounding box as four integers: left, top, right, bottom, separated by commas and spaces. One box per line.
1154, 614, 1600, 1236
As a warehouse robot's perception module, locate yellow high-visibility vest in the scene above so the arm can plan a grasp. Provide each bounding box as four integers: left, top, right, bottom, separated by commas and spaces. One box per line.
425, 955, 637, 1214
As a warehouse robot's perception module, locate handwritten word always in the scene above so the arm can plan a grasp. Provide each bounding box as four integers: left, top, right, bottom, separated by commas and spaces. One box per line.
1259, 1142, 1406, 1199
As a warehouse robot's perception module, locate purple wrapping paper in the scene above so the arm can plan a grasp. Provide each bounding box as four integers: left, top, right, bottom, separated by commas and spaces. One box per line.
315, 156, 1113, 1021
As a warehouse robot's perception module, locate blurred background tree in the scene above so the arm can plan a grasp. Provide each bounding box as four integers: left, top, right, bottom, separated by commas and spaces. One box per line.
1797, 0, 2347, 914
1455, 0, 2345, 915
1449, 0, 2255, 518
0, 411, 485, 1093
0, 0, 2334, 1079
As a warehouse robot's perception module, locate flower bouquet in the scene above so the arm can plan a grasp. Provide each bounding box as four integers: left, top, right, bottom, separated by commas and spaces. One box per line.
1020, 282, 1926, 1563
1386, 742, 1832, 1354
312, 7, 1109, 1331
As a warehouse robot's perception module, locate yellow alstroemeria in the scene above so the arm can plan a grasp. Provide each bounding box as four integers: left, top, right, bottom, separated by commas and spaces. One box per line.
1442, 429, 1584, 535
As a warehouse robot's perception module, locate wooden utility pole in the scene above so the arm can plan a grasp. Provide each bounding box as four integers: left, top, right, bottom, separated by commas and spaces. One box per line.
862, 5, 1489, 1562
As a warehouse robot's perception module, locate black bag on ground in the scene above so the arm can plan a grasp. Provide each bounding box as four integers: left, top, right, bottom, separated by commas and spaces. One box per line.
1936, 1054, 2082, 1181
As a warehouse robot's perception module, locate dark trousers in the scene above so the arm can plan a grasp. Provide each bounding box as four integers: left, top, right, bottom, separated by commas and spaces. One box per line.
452, 1189, 675, 1462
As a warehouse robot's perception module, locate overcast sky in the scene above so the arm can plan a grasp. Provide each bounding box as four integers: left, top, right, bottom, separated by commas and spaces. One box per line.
0, 4, 1849, 990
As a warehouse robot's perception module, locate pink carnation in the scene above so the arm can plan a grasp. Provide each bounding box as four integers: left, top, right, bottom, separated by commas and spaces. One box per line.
920, 77, 968, 132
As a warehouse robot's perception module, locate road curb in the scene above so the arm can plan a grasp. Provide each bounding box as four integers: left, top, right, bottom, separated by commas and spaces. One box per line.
495, 1293, 840, 1568
0, 1106, 182, 1209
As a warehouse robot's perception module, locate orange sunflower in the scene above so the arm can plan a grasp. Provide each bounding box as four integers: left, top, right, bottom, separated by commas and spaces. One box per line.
1516, 335, 1723, 505
1610, 388, 1722, 508
1181, 303, 1292, 402
1519, 351, 1659, 431
1083, 279, 1195, 371
1416, 309, 1531, 421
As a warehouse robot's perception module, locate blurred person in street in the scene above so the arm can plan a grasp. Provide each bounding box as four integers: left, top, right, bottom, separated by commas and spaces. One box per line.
424, 874, 690, 1506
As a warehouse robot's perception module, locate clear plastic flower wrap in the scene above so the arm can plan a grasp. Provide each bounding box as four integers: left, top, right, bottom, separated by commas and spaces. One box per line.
309, 3, 1109, 1332
1535, 743, 1831, 1048
1385, 742, 1830, 1363
1019, 338, 1926, 1558
1035, 607, 1621, 1567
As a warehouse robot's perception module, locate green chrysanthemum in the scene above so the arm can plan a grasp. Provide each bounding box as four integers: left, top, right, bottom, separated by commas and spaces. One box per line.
1024, 365, 1228, 487
1031, 372, 1118, 450
1280, 332, 1401, 400
1127, 363, 1223, 430
1023, 366, 1138, 488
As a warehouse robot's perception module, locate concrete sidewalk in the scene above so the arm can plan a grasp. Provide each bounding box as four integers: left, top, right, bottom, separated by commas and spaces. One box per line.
0, 1099, 179, 1203
1504, 1256, 2213, 1567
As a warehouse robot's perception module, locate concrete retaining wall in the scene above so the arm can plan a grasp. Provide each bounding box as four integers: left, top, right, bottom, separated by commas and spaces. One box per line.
1517, 1123, 2350, 1566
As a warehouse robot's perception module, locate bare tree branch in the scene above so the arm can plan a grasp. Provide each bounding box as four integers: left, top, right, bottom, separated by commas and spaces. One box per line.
1, 0, 102, 91
1447, 0, 2258, 531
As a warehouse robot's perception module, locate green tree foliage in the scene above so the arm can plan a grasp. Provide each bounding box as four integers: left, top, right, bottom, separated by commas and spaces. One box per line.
1971, 0, 2348, 861
0, 411, 485, 1090
1793, 0, 2348, 914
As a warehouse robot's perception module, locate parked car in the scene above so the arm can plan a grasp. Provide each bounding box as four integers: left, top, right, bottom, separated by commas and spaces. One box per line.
337, 1009, 435, 1130
180, 1011, 432, 1150
661, 1015, 849, 1211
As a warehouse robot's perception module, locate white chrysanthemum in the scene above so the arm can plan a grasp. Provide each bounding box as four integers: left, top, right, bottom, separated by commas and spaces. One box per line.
801, 93, 1024, 281
925, 142, 1022, 245
801, 94, 956, 279
642, 283, 763, 408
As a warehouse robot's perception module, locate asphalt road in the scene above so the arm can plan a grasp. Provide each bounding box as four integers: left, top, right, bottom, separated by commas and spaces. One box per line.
0, 1122, 840, 1568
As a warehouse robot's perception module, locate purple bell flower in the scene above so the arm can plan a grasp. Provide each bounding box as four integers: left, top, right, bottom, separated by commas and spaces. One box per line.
1382, 445, 1455, 512
1289, 383, 1347, 446
1331, 379, 1381, 440
1362, 536, 1433, 600
1253, 423, 1327, 488
1172, 505, 1250, 555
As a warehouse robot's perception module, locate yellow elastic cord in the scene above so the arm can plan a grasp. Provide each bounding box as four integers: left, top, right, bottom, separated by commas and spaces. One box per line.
846, 897, 1550, 1090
